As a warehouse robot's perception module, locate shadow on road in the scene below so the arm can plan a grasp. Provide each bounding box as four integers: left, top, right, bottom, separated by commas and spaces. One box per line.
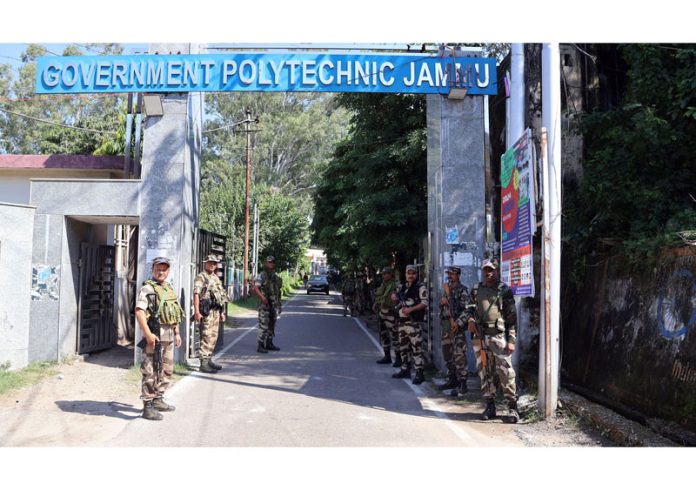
55, 400, 141, 420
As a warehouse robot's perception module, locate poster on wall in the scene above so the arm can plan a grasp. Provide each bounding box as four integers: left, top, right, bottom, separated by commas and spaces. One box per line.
501, 128, 535, 297
32, 264, 60, 300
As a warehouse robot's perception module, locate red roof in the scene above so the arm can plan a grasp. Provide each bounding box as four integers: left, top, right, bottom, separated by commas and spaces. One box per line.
0, 154, 123, 170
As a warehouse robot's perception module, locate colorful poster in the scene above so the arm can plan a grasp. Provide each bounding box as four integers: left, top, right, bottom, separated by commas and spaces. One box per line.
501, 128, 535, 297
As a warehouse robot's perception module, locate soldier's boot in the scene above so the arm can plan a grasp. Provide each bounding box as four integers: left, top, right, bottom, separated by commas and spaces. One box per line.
392, 368, 410, 379
376, 348, 392, 364
437, 374, 458, 391
481, 399, 497, 421
199, 357, 217, 373
152, 397, 176, 412
207, 357, 222, 370
455, 379, 468, 395
391, 352, 403, 368
257, 341, 269, 354
343, 307, 347, 317
266, 339, 280, 351
412, 369, 425, 385
502, 400, 520, 424
142, 401, 163, 421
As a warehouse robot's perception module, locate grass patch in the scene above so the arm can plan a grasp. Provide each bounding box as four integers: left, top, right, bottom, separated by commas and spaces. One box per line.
227, 296, 259, 316
0, 361, 59, 396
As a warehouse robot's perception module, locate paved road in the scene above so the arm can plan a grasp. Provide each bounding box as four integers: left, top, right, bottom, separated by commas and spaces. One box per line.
107, 291, 522, 446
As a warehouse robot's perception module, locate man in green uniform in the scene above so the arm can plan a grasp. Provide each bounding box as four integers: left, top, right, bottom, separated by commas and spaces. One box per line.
341, 273, 357, 317
134, 257, 184, 421
373, 267, 400, 366
251, 256, 283, 353
465, 258, 519, 423
391, 265, 428, 385
193, 254, 228, 373
437, 266, 469, 395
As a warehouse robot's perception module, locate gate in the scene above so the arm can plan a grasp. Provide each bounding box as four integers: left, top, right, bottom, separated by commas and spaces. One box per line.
77, 243, 116, 354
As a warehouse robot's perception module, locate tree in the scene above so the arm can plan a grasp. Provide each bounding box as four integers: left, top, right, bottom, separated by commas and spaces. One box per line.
312, 93, 427, 272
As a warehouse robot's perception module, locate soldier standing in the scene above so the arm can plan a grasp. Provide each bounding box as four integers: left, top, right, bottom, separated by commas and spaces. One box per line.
373, 267, 400, 366
341, 272, 357, 317
466, 258, 519, 423
437, 266, 469, 395
193, 254, 228, 374
251, 256, 283, 353
134, 257, 184, 421
391, 264, 428, 385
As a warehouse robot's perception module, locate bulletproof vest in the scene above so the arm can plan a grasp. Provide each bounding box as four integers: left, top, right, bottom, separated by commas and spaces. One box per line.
343, 279, 355, 294
476, 282, 505, 329
376, 279, 397, 310
262, 272, 279, 300
145, 280, 185, 325
441, 281, 465, 319
400, 281, 425, 322
201, 272, 228, 306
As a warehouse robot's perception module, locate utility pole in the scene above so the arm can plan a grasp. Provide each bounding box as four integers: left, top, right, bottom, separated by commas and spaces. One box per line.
243, 108, 252, 298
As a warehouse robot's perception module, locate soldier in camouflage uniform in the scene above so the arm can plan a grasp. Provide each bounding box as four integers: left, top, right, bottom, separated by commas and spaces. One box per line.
373, 267, 400, 366
134, 257, 184, 421
391, 265, 428, 385
437, 266, 469, 395
465, 258, 519, 423
193, 254, 228, 374
341, 273, 357, 317
251, 256, 283, 353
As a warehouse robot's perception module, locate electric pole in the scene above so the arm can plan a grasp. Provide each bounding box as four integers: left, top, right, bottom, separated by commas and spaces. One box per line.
243, 108, 252, 298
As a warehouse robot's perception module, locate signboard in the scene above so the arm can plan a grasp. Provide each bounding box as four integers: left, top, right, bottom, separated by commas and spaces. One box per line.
501, 128, 535, 297
36, 52, 497, 95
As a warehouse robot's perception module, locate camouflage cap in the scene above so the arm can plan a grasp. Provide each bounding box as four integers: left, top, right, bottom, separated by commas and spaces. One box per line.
405, 264, 418, 273
266, 256, 276, 262
381, 266, 394, 274
482, 258, 499, 270
152, 256, 170, 266
447, 266, 462, 274
203, 254, 220, 263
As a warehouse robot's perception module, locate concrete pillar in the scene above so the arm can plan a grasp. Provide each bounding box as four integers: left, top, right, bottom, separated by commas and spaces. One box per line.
427, 93, 487, 373
135, 43, 202, 364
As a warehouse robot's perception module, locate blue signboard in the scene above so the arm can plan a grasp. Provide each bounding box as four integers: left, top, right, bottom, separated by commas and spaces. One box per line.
36, 53, 497, 95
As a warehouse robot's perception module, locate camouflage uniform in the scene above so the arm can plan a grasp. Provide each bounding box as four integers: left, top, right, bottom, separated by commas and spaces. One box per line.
394, 280, 428, 374
465, 279, 517, 414
135, 280, 183, 403
374, 275, 399, 359
193, 269, 228, 361
341, 275, 357, 317
254, 269, 282, 347
440, 281, 469, 388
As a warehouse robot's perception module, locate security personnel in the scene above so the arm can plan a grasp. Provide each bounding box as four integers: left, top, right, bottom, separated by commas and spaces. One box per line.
134, 256, 184, 421
391, 264, 428, 385
193, 254, 228, 373
341, 272, 357, 317
465, 258, 519, 423
373, 266, 400, 366
437, 266, 469, 395
251, 256, 283, 353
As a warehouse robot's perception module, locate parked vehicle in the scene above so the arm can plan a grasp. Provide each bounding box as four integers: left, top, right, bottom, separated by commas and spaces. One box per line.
306, 274, 330, 295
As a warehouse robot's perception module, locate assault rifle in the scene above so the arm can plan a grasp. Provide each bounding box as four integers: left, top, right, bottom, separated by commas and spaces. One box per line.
443, 283, 460, 334
136, 314, 163, 375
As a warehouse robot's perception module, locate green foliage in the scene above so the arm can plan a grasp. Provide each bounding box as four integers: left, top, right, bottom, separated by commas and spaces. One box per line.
0, 43, 124, 155
0, 361, 58, 396
312, 93, 427, 271
566, 44, 696, 268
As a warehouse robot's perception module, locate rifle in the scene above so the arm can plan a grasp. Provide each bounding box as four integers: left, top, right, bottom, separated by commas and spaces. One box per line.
471, 288, 505, 375
137, 292, 164, 377
443, 283, 459, 335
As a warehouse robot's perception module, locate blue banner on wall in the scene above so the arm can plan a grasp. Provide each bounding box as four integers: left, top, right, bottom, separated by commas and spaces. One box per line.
35, 53, 497, 95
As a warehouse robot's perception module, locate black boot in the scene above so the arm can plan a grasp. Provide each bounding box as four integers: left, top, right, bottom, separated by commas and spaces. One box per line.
376, 349, 392, 364
208, 358, 222, 370
142, 401, 163, 421
437, 374, 458, 391
502, 400, 520, 424
481, 399, 497, 421
392, 368, 410, 379
266, 339, 280, 351
412, 369, 425, 385
152, 397, 176, 412
391, 352, 402, 368
199, 357, 217, 373
257, 341, 268, 353
454, 379, 468, 396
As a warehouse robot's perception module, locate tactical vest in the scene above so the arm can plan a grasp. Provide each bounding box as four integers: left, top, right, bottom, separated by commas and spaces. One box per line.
261, 272, 280, 301
145, 280, 185, 325
475, 282, 507, 331
343, 279, 356, 294
400, 281, 425, 322
441, 281, 466, 320
200, 272, 228, 308
376, 279, 397, 310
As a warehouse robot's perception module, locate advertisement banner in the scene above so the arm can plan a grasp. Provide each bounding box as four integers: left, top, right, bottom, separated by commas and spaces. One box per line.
501, 128, 535, 297
36, 52, 497, 95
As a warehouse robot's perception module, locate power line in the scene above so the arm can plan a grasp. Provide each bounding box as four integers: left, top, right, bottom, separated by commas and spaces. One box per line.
0, 106, 118, 135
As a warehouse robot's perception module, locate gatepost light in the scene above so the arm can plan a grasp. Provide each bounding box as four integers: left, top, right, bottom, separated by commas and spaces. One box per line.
142, 94, 164, 116
447, 87, 468, 99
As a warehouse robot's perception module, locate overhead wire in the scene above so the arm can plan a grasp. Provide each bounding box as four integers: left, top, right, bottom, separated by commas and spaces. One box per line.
0, 106, 118, 134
